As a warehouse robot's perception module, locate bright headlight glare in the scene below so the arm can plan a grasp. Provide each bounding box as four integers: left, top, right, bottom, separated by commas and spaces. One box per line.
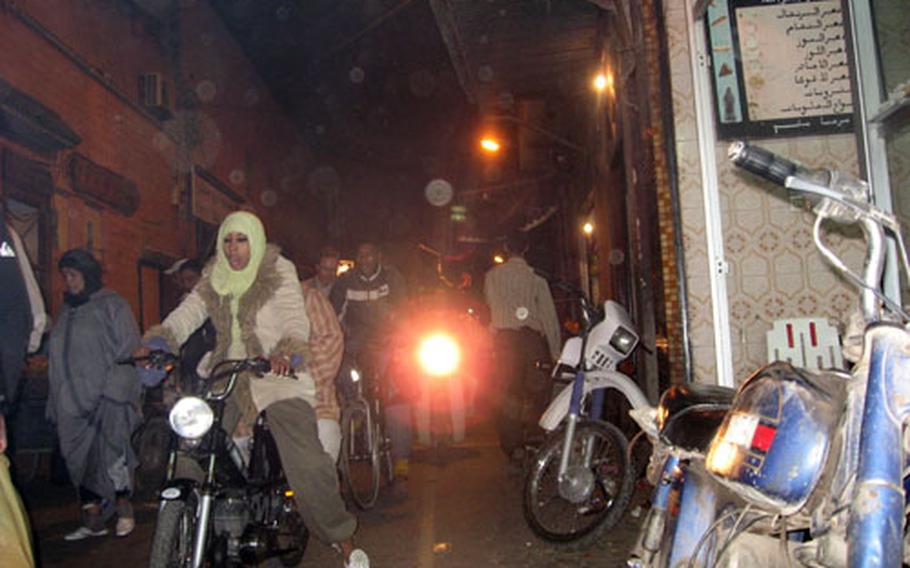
417, 333, 461, 377
169, 397, 214, 439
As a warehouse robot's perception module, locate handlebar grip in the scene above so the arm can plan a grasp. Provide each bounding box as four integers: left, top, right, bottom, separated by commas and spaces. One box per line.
251, 357, 272, 374
728, 141, 798, 187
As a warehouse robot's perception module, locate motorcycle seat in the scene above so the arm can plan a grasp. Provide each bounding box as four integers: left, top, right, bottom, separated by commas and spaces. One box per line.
658, 384, 735, 453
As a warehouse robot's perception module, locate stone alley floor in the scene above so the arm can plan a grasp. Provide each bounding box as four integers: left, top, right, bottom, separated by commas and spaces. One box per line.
20, 420, 643, 568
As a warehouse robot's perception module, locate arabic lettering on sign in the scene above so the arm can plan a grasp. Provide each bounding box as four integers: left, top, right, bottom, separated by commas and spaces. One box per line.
736, 1, 853, 122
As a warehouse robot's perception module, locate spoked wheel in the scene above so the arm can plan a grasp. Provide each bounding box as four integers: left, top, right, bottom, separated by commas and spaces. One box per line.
340, 401, 380, 509
148, 495, 198, 568
523, 419, 635, 548
377, 422, 395, 486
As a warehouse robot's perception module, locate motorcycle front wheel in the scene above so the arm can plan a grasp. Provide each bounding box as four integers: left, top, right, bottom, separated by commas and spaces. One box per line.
149, 495, 199, 568
340, 401, 381, 510
523, 419, 635, 548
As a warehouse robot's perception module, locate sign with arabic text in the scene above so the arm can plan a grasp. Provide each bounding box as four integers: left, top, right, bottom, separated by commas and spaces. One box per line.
705, 0, 853, 139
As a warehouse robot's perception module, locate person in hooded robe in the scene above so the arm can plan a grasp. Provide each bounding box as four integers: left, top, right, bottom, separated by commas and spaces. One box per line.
47, 249, 142, 540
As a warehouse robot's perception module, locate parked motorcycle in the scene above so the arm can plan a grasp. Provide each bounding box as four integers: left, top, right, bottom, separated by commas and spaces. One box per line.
522, 281, 644, 547
626, 383, 738, 567
123, 351, 308, 567
675, 141, 910, 566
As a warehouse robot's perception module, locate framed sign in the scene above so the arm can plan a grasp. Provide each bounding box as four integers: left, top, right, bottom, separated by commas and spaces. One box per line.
705, 0, 854, 139
191, 167, 243, 226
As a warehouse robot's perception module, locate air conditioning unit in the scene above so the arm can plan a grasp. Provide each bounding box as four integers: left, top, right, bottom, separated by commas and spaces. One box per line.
138, 72, 172, 119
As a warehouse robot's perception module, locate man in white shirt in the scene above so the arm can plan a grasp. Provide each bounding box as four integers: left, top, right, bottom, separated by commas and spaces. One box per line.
483, 232, 560, 459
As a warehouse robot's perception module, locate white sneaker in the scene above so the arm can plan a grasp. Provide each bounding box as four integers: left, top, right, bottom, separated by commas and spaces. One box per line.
115, 516, 135, 537
344, 548, 370, 568
64, 526, 109, 541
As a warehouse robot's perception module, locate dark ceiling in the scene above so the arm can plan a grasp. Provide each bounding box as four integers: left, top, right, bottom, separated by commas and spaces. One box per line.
211, 0, 472, 173
209, 0, 605, 249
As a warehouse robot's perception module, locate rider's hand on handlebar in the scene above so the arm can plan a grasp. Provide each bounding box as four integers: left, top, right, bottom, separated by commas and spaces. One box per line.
131, 345, 152, 367
269, 354, 294, 377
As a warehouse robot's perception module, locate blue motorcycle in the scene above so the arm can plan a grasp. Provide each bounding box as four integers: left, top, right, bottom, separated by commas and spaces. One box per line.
630, 139, 910, 567
683, 142, 910, 566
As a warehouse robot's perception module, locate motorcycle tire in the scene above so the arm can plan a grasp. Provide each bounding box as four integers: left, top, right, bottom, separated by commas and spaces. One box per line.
340, 401, 381, 510
133, 416, 172, 502
149, 495, 198, 568
523, 419, 635, 549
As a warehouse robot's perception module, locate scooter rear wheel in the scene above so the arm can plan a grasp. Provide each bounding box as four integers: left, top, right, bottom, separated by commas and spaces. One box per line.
523, 419, 635, 548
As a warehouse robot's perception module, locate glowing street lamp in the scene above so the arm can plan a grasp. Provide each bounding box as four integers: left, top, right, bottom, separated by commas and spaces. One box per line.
592, 72, 614, 95
582, 222, 594, 236
480, 137, 501, 153
493, 254, 505, 264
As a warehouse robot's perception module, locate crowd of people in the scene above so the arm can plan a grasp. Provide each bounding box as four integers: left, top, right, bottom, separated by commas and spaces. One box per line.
0, 206, 563, 568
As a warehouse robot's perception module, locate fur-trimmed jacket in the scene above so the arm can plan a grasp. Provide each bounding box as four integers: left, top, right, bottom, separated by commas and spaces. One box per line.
146, 245, 315, 424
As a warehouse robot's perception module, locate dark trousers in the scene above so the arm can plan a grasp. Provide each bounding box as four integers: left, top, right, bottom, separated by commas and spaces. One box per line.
266, 398, 357, 544
492, 328, 552, 455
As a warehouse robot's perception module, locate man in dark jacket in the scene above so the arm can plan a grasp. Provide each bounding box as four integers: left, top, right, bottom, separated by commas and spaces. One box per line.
330, 242, 411, 477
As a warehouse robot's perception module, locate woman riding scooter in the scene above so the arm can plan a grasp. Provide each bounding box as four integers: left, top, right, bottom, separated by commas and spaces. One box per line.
134, 211, 368, 568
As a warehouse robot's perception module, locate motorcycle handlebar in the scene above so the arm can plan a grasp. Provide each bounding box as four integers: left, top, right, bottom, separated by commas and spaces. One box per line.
117, 349, 177, 368
210, 357, 271, 381
728, 141, 799, 187
203, 357, 272, 402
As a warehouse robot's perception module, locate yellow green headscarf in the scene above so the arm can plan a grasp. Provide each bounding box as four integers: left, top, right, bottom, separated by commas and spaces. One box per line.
211, 211, 267, 360
211, 211, 267, 299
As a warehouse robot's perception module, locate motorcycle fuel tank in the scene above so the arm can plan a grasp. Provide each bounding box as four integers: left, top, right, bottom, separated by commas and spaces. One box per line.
705, 362, 846, 515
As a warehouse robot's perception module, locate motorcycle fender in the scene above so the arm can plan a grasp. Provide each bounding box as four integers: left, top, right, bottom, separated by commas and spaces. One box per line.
538, 370, 653, 432
158, 479, 198, 502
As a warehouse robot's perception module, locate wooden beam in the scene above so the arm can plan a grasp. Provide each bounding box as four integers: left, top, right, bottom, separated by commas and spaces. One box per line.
428, 0, 477, 104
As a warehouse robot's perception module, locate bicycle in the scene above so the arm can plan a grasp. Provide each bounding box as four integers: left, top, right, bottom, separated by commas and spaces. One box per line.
338, 360, 394, 510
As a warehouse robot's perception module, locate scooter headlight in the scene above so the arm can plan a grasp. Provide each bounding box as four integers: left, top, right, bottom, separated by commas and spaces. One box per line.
169, 397, 214, 440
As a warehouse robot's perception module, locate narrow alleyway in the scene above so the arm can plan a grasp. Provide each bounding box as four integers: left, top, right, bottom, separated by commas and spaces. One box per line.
24, 420, 641, 567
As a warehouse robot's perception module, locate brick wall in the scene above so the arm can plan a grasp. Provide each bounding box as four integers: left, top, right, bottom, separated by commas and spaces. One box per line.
0, 0, 324, 326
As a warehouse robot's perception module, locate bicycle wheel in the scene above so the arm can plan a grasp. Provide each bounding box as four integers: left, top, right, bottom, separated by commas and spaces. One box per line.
377, 420, 394, 485
523, 419, 634, 548
340, 401, 380, 509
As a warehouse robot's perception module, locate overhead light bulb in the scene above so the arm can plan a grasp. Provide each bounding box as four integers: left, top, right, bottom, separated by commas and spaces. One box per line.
480, 138, 501, 153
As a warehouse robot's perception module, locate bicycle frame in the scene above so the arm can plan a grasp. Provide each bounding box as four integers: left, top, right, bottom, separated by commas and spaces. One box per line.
783, 164, 910, 567
850, 325, 910, 567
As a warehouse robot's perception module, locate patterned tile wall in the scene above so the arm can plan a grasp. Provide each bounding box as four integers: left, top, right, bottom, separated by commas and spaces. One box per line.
663, 2, 865, 385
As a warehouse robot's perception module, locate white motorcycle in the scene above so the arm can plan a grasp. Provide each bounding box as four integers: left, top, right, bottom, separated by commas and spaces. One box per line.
523, 281, 655, 547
